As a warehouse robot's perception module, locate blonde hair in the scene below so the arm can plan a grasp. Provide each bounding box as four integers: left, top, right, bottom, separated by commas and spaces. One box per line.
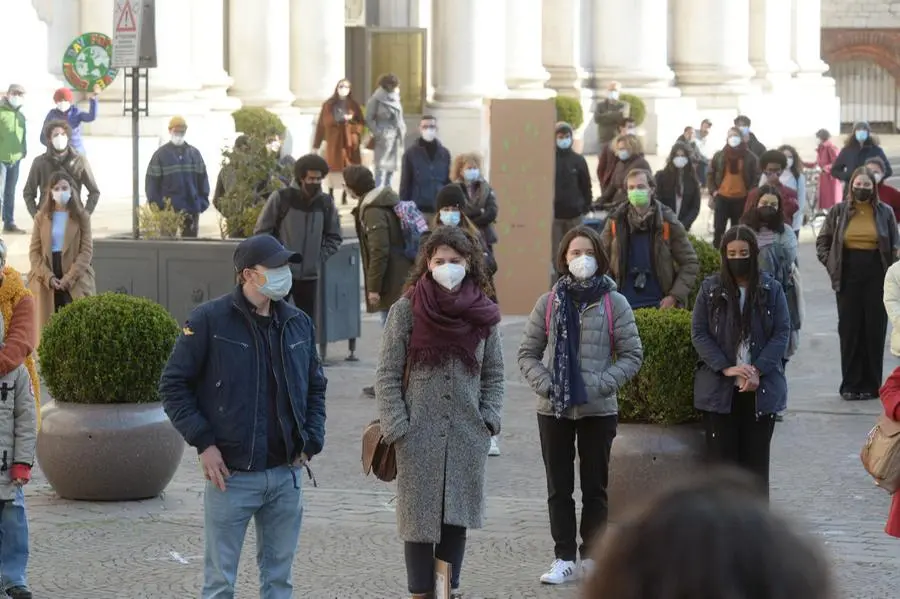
614, 134, 643, 156
451, 152, 484, 182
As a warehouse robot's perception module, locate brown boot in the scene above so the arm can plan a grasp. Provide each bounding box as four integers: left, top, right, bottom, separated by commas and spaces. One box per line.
409, 594, 433, 599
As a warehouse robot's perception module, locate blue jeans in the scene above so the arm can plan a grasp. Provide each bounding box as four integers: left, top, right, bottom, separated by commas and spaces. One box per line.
374, 169, 395, 188
380, 310, 389, 326
0, 487, 29, 590
202, 465, 304, 599
0, 161, 20, 226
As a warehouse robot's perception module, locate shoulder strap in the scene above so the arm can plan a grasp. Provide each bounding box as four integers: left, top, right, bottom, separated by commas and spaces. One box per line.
611, 220, 617, 237
662, 221, 670, 242
273, 188, 293, 237
604, 293, 616, 358
544, 288, 555, 334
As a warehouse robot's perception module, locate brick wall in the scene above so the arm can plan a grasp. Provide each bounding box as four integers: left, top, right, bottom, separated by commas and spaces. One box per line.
822, 0, 900, 29
821, 28, 900, 79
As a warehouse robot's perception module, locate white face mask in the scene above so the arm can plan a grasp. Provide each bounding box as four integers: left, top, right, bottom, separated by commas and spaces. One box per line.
874, 172, 884, 184
673, 156, 689, 169
431, 263, 466, 291
337, 87, 350, 98
7, 96, 22, 109
171, 134, 185, 146
421, 128, 437, 142
785, 157, 794, 168
608, 90, 620, 101
727, 136, 742, 148
52, 189, 71, 205
57, 101, 71, 112
267, 141, 281, 153
52, 135, 68, 151
568, 255, 598, 280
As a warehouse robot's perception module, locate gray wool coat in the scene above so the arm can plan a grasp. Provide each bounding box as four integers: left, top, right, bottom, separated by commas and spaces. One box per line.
375, 297, 505, 543
365, 87, 407, 172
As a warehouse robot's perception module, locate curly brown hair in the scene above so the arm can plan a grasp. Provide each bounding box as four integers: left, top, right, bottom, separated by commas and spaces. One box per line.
450, 152, 483, 182
404, 226, 494, 297
43, 119, 72, 143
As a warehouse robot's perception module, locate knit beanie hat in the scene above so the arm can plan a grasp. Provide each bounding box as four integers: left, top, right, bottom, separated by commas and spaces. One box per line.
435, 184, 466, 211
168, 115, 187, 130
555, 121, 573, 136
53, 88, 74, 103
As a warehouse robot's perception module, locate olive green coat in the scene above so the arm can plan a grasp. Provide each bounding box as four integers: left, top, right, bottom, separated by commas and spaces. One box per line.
352, 187, 414, 312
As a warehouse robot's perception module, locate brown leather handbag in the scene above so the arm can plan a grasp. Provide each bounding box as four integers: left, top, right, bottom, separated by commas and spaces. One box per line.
361, 360, 410, 483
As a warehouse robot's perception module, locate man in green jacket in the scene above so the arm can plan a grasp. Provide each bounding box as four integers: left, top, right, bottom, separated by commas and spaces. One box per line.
0, 85, 27, 234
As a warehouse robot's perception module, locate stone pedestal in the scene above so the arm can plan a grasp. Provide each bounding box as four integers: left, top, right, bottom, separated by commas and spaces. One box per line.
505, 0, 552, 99
541, 0, 587, 96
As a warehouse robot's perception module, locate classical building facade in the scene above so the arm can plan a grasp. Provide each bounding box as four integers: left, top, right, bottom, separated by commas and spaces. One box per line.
3, 0, 844, 164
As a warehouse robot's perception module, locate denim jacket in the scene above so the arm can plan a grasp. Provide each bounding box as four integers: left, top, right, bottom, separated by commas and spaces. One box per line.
691, 273, 790, 415
159, 287, 327, 471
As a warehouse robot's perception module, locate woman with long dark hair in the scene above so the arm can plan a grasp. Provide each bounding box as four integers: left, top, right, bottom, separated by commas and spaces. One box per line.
816, 166, 900, 400
692, 225, 790, 496
313, 78, 364, 204
518, 225, 643, 584
375, 226, 504, 599
28, 170, 95, 342
655, 141, 702, 230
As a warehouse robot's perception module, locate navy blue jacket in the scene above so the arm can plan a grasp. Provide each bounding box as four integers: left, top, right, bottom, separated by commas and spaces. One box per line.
399, 139, 451, 213
691, 272, 790, 415
145, 142, 211, 214
832, 141, 893, 182
159, 287, 327, 471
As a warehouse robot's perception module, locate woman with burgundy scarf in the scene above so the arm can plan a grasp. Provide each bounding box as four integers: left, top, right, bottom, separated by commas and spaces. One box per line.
518, 225, 643, 586
708, 126, 761, 249
375, 226, 504, 599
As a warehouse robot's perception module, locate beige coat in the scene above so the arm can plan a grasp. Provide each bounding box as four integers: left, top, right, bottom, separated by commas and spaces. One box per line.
28, 208, 96, 339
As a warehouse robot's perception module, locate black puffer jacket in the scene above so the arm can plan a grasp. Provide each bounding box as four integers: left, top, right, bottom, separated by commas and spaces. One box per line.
554, 147, 592, 219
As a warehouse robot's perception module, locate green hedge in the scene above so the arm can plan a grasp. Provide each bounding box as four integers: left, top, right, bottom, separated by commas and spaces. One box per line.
232, 107, 286, 139
620, 93, 646, 126
687, 234, 720, 309
39, 293, 180, 404
555, 96, 584, 130
619, 308, 700, 425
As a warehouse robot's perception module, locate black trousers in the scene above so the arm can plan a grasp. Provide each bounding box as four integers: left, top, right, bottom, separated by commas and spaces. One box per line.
703, 390, 776, 498
537, 413, 617, 561
713, 195, 746, 249
404, 524, 467, 593
180, 212, 199, 238
289, 278, 318, 321
837, 249, 887, 396
51, 251, 72, 311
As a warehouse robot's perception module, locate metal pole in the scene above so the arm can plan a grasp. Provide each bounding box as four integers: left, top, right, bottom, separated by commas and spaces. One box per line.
131, 68, 140, 239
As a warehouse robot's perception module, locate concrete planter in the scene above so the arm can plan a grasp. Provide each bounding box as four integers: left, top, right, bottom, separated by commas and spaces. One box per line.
608, 422, 706, 521
37, 401, 185, 501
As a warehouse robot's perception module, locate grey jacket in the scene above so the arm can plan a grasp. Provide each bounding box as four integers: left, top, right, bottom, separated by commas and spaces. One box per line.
375, 297, 505, 543
365, 87, 406, 172
517, 279, 644, 419
0, 362, 36, 501
254, 185, 343, 280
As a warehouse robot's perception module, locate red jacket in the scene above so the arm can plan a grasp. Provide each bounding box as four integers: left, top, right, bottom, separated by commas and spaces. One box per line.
878, 368, 900, 538
878, 182, 900, 223
743, 184, 799, 226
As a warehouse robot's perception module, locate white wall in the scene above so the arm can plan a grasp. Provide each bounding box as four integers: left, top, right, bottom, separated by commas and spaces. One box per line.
822, 0, 900, 28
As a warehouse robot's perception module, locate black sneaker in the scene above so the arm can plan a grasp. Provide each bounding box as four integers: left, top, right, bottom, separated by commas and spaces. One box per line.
6, 586, 32, 599
858, 392, 879, 401
3, 225, 26, 234
841, 392, 860, 401
362, 386, 376, 398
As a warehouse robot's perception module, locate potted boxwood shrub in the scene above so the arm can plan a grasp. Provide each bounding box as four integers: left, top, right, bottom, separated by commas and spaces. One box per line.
36, 293, 184, 501
687, 234, 721, 308
608, 307, 705, 520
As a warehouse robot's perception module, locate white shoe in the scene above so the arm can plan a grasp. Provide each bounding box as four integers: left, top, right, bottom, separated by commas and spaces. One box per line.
581, 558, 595, 577
488, 436, 500, 456
539, 559, 578, 584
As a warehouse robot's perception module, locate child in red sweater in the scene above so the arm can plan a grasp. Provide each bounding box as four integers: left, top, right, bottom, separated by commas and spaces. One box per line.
878, 367, 900, 537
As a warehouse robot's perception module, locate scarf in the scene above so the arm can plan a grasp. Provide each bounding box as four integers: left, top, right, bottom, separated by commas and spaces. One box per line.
407, 276, 501, 372
724, 144, 746, 175
549, 274, 611, 417
0, 268, 40, 428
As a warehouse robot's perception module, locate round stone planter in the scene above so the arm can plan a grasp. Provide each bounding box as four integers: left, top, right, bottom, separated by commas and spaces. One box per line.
37, 401, 185, 501
608, 422, 705, 522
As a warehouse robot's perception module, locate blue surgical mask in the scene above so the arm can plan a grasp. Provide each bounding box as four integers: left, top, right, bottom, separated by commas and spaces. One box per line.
439, 210, 461, 227
256, 265, 293, 301
617, 150, 631, 161
855, 129, 869, 143
556, 137, 572, 150
463, 168, 480, 182
739, 126, 750, 136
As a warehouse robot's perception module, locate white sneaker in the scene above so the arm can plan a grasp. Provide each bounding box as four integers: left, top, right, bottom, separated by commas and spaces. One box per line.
488, 436, 500, 456
539, 559, 578, 584
581, 558, 595, 577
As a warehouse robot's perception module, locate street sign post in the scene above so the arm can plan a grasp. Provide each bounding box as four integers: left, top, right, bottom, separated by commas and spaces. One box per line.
111, 0, 142, 69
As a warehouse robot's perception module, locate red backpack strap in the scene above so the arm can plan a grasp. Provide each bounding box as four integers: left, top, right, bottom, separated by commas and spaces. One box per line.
604, 293, 616, 359
611, 220, 617, 238
544, 286, 556, 334
662, 221, 670, 242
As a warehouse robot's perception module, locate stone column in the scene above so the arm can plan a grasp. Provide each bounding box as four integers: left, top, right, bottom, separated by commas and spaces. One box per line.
47, 0, 81, 82
541, 0, 586, 95
289, 0, 346, 110
749, 0, 798, 88
227, 0, 294, 108
589, 0, 674, 91
191, 0, 238, 110
146, 0, 202, 102
78, 0, 125, 99
671, 0, 755, 93
505, 0, 553, 98
792, 0, 829, 77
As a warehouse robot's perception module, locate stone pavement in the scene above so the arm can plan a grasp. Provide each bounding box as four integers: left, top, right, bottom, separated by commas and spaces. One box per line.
16, 237, 900, 598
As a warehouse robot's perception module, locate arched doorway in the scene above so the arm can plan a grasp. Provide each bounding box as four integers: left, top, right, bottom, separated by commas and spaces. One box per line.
827, 60, 899, 133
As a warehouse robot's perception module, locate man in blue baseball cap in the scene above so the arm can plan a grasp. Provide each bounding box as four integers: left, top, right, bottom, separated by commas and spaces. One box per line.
159, 234, 327, 599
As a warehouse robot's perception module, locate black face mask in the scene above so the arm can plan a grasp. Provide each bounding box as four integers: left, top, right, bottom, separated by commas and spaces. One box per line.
758, 206, 778, 221
853, 187, 874, 202
303, 182, 322, 197
728, 257, 752, 279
